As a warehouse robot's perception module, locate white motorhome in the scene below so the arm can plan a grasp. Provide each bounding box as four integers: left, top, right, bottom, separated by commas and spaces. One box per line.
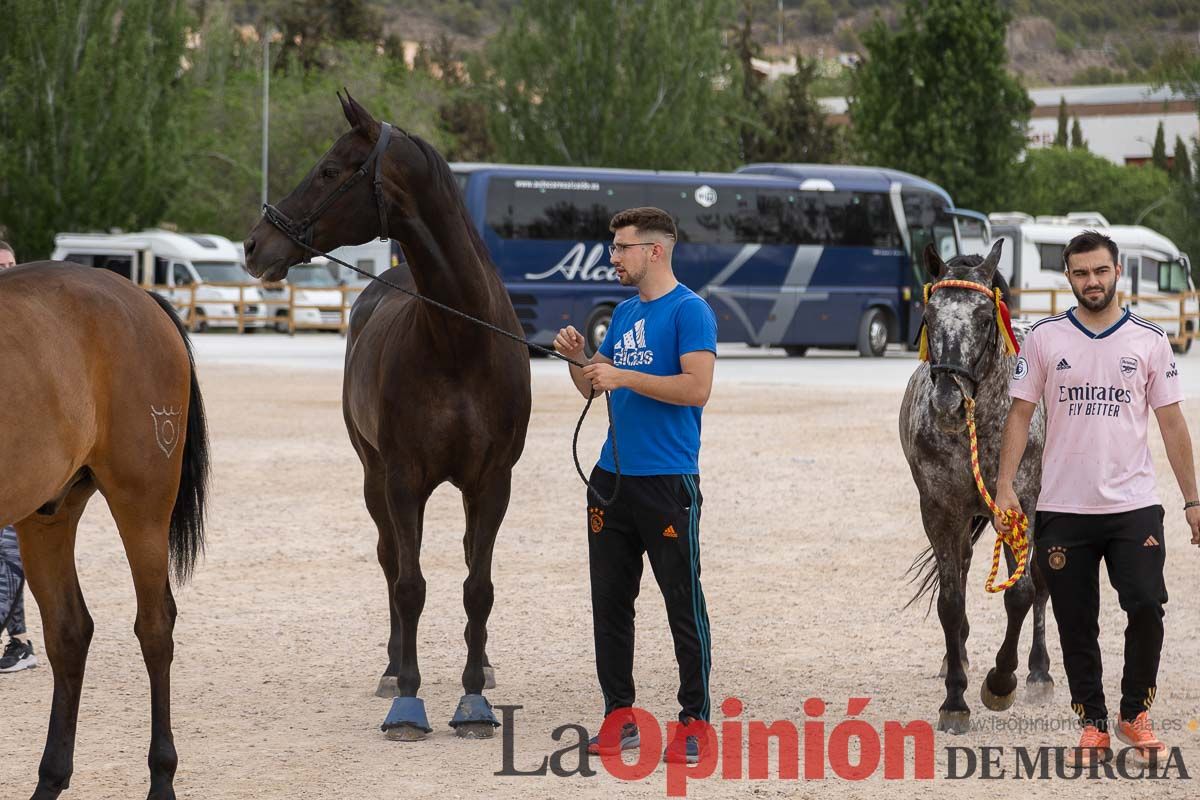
989, 212, 1195, 352
51, 230, 268, 331
260, 259, 348, 332
327, 239, 397, 285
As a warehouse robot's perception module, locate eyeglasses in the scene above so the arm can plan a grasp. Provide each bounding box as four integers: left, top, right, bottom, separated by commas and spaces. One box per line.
607, 242, 658, 257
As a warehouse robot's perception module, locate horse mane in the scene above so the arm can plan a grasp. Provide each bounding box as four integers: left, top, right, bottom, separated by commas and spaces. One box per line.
406, 133, 496, 275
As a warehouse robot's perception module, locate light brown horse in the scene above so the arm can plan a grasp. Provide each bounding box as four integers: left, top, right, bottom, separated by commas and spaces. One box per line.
1, 262, 209, 800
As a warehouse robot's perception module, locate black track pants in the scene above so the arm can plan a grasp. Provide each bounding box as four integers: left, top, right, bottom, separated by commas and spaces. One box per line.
1035, 505, 1167, 728
586, 467, 712, 723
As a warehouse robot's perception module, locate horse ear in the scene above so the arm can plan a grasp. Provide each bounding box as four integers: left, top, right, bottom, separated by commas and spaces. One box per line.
980, 238, 1004, 280
923, 243, 945, 281
339, 88, 378, 134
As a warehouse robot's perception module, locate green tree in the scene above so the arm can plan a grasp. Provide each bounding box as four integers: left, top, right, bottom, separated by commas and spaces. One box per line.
1070, 117, 1086, 149
269, 0, 381, 71
847, 0, 1031, 210
747, 57, 842, 163
0, 0, 189, 260
1009, 147, 1173, 225
734, 1, 770, 162
1055, 97, 1069, 147
413, 36, 496, 162
165, 7, 448, 240
1172, 135, 1193, 183
1151, 121, 1168, 170
483, 0, 744, 171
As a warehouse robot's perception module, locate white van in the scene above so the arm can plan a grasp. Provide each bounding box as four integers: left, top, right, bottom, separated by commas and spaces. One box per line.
51, 229, 269, 331
327, 239, 398, 285
259, 259, 348, 332
989, 212, 1195, 352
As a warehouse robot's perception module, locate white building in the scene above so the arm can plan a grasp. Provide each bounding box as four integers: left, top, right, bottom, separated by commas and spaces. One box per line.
819, 83, 1197, 167
1024, 84, 1197, 166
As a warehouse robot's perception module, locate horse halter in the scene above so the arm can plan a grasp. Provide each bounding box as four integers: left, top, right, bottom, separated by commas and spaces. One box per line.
919, 279, 1019, 385
262, 121, 394, 247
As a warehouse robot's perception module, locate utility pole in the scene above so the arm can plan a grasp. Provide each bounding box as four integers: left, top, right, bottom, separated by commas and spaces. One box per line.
261, 25, 271, 208
778, 0, 783, 49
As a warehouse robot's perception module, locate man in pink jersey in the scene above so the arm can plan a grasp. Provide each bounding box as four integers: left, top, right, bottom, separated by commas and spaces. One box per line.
994, 230, 1200, 767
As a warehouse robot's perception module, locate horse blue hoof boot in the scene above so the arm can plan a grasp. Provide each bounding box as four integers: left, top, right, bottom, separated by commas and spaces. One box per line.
449, 694, 500, 739
382, 697, 433, 741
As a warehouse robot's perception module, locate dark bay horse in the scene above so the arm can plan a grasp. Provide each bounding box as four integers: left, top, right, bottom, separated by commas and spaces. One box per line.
899, 242, 1053, 734
243, 93, 531, 740
0, 263, 209, 799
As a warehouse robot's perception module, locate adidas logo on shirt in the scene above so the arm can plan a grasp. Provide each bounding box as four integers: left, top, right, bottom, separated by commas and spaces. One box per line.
1056, 358, 1071, 371
613, 318, 654, 367
1144, 535, 1160, 547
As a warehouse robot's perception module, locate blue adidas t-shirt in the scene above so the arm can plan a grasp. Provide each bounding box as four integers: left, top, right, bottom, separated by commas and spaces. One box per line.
596, 283, 718, 475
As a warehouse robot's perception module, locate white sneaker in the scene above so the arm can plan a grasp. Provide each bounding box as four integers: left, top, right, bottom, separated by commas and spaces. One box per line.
0, 638, 38, 672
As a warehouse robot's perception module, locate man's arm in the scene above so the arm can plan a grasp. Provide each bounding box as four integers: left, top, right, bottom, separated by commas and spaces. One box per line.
993, 398, 1038, 532
581, 350, 715, 407
1153, 402, 1200, 546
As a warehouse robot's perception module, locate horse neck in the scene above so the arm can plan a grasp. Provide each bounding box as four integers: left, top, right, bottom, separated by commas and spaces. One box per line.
973, 344, 1013, 421
391, 207, 502, 327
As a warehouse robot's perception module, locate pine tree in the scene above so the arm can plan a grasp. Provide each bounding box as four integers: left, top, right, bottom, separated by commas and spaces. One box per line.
1071, 117, 1086, 150
1172, 135, 1193, 182
1055, 97, 1069, 147
1151, 121, 1168, 171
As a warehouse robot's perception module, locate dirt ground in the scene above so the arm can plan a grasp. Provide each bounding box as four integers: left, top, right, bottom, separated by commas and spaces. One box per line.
4, 360, 1200, 799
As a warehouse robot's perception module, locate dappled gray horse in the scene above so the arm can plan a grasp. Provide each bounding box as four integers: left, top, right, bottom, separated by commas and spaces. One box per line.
900, 241, 1053, 734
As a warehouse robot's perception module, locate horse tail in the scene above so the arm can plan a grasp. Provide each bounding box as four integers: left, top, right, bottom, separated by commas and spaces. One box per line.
146, 290, 211, 585
904, 518, 989, 616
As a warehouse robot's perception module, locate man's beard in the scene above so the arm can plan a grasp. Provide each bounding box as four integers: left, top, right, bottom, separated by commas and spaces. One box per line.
1073, 280, 1117, 312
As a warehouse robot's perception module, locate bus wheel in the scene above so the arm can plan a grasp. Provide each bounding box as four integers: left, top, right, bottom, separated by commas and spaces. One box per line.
857, 308, 888, 357
193, 309, 209, 334
783, 345, 807, 357
584, 305, 614, 355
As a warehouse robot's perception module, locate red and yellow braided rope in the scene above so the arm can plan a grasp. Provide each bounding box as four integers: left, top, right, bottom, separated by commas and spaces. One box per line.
964, 396, 1030, 593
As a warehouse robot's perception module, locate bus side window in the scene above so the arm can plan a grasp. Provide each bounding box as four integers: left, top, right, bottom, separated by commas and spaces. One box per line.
645, 185, 716, 244
1143, 257, 1160, 290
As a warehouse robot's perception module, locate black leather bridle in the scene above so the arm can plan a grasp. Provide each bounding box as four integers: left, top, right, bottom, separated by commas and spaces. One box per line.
262, 121, 394, 247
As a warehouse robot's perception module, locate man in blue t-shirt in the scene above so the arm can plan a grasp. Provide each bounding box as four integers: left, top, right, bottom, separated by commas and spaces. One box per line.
554, 207, 717, 765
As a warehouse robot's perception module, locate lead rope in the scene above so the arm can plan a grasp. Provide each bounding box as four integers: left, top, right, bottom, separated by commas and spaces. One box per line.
962, 394, 1030, 593
262, 231, 621, 506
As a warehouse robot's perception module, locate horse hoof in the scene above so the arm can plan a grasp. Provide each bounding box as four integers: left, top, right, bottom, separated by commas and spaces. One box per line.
937, 710, 971, 735
483, 666, 496, 690
375, 676, 400, 698
385, 724, 429, 742
382, 696, 433, 741
980, 668, 1017, 711
1025, 676, 1055, 705
455, 722, 496, 739
938, 655, 970, 678
449, 693, 500, 737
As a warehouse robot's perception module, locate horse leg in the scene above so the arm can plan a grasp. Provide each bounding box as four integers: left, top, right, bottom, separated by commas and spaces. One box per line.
18, 493, 93, 800
108, 495, 179, 800
980, 542, 1035, 712
1025, 532, 1055, 704
363, 463, 402, 698
450, 471, 510, 739
938, 535, 973, 678
460, 497, 496, 692
379, 473, 429, 741
923, 503, 972, 734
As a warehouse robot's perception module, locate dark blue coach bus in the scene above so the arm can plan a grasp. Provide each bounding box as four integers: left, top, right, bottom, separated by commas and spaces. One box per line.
451, 161, 977, 356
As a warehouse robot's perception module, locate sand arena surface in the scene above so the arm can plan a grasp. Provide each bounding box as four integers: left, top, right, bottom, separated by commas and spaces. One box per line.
3, 347, 1200, 799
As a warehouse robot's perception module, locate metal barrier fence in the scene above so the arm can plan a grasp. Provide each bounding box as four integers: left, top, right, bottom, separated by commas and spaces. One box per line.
150, 283, 362, 335
1009, 288, 1200, 351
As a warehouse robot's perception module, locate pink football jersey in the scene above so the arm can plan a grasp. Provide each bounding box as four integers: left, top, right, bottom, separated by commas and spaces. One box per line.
1010, 308, 1184, 513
